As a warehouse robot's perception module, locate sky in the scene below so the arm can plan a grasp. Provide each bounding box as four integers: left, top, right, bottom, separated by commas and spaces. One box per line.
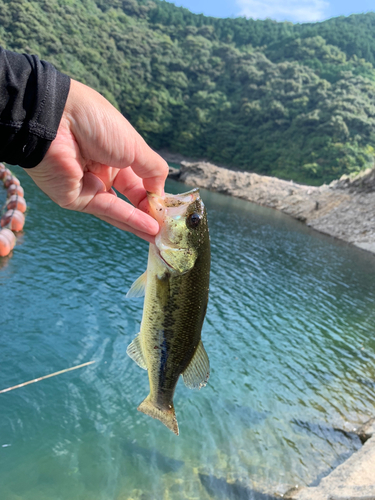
170, 0, 374, 23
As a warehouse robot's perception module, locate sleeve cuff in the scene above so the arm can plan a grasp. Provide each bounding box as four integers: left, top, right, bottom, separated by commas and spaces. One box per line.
0, 49, 71, 168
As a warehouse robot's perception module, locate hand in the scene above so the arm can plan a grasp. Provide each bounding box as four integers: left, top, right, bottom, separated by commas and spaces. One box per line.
25, 79, 169, 243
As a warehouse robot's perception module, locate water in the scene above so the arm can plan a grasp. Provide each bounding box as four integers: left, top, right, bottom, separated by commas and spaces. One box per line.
1, 167, 375, 500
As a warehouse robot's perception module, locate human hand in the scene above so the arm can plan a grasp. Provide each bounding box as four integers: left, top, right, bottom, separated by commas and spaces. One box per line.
25, 79, 169, 243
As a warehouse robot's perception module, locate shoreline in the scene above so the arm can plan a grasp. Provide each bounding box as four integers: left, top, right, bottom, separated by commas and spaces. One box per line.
287, 419, 375, 500
163, 157, 375, 256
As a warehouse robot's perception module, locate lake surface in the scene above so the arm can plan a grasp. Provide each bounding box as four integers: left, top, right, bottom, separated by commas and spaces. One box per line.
1, 168, 375, 500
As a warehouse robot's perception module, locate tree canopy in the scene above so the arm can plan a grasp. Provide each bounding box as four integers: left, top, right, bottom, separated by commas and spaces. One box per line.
1, 0, 375, 184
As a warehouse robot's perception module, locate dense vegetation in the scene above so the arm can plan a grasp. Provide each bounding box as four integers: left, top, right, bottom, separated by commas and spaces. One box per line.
1, 0, 375, 184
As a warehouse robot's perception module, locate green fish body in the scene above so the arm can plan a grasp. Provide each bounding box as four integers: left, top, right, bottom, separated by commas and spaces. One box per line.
126, 189, 210, 435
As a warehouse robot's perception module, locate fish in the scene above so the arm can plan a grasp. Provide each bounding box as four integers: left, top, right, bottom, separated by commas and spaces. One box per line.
126, 188, 210, 435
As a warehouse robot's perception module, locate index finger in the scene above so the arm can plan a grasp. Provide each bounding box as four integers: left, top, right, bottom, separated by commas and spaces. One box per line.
129, 135, 168, 196
113, 166, 150, 210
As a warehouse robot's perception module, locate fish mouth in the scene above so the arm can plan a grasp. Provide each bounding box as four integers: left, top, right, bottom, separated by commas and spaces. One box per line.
147, 188, 200, 205
164, 189, 200, 206
147, 189, 200, 223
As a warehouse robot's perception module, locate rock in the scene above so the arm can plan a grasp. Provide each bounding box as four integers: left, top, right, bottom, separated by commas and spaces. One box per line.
170, 161, 375, 255
332, 168, 375, 193
292, 435, 375, 500
284, 485, 305, 499
357, 418, 375, 444
168, 166, 180, 179
198, 473, 281, 500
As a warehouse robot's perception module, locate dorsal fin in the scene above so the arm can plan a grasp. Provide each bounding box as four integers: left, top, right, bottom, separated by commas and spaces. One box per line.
126, 271, 147, 298
126, 334, 147, 370
182, 340, 209, 389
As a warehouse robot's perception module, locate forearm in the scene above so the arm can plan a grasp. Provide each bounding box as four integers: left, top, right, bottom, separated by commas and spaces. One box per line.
0, 47, 70, 168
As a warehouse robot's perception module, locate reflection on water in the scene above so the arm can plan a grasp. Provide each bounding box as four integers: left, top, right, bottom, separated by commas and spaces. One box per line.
1, 168, 375, 499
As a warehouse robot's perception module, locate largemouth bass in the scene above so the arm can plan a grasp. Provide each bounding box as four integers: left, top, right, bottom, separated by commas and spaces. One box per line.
126, 188, 210, 435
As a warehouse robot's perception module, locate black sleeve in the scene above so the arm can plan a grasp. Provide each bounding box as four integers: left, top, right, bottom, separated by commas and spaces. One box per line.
0, 47, 70, 168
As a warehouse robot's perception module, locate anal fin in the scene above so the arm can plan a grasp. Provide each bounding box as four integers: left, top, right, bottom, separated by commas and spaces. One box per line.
182, 340, 209, 390
127, 334, 147, 370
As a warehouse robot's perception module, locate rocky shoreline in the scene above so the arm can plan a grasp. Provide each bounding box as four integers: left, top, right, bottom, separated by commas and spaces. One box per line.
288, 419, 375, 500
167, 160, 375, 255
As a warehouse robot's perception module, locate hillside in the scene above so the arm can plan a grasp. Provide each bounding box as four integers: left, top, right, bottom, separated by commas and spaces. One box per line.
1, 0, 375, 184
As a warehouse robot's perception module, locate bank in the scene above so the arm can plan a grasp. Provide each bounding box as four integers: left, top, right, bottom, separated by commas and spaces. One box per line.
166, 159, 375, 256
286, 419, 375, 500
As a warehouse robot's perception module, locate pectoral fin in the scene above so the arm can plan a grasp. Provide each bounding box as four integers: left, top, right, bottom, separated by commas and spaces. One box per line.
126, 271, 147, 298
182, 340, 210, 389
127, 334, 147, 370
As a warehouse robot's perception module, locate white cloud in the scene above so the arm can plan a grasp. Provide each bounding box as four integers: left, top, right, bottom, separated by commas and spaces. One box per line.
236, 0, 330, 23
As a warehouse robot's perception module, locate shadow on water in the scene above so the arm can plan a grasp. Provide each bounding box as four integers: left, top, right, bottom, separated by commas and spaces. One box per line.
223, 401, 270, 426
121, 439, 184, 474
291, 419, 362, 446
199, 474, 280, 500
288, 418, 363, 488
290, 417, 362, 488
0, 253, 12, 270
307, 447, 358, 488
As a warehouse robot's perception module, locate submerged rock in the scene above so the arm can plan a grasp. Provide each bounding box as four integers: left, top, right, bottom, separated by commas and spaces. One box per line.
357, 417, 375, 444
121, 439, 184, 474
198, 473, 281, 500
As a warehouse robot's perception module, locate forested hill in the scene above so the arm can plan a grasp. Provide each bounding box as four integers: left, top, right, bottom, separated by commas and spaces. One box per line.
1, 0, 375, 184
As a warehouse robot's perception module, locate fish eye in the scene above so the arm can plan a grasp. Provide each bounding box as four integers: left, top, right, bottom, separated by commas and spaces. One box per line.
186, 212, 201, 229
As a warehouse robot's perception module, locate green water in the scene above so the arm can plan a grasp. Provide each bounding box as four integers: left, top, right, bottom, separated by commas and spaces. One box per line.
1, 168, 375, 500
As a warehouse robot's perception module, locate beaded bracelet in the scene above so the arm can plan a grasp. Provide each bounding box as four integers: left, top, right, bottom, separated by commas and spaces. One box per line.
0, 163, 27, 257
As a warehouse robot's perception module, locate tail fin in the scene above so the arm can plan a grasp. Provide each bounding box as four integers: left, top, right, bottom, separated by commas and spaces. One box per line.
138, 395, 179, 436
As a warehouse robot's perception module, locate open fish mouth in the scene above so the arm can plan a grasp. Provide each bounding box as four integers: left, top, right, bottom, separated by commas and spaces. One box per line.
147, 189, 201, 224
163, 188, 200, 207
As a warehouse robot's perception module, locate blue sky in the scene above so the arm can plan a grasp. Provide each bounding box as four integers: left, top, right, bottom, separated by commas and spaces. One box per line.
170, 0, 374, 23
